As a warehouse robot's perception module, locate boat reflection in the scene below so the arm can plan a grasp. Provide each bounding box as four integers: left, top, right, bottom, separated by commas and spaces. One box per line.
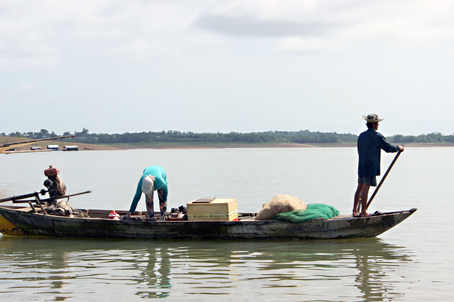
132, 246, 172, 299
0, 236, 413, 301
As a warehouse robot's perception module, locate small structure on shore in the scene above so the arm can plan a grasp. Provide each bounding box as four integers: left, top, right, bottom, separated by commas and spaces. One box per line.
47, 145, 59, 151
63, 145, 79, 151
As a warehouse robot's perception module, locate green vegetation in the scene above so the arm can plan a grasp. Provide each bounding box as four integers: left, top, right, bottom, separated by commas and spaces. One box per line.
3, 128, 454, 146
389, 132, 454, 144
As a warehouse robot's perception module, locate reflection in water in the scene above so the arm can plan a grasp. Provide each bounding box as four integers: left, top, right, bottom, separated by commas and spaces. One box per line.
0, 236, 414, 301
133, 246, 172, 299
349, 241, 410, 301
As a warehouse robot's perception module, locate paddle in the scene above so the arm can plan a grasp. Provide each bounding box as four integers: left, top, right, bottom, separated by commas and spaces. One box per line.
366, 149, 403, 210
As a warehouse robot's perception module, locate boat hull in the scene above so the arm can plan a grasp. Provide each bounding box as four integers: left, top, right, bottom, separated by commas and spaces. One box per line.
0, 207, 417, 240
0, 213, 25, 236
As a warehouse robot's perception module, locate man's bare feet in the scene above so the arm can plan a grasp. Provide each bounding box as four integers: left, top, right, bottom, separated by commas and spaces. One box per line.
353, 211, 360, 217
360, 211, 370, 217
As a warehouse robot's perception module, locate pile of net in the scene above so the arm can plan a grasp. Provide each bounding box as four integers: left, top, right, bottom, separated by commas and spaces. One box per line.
272, 204, 339, 223
255, 194, 307, 220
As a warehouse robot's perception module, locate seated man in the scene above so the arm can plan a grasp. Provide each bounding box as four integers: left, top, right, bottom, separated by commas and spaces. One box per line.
128, 165, 168, 220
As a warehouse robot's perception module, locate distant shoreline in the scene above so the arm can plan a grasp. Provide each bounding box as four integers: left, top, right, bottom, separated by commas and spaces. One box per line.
112, 142, 454, 150
88, 141, 454, 149
2, 136, 454, 152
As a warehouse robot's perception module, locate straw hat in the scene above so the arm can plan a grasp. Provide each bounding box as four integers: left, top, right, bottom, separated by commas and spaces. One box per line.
362, 113, 383, 123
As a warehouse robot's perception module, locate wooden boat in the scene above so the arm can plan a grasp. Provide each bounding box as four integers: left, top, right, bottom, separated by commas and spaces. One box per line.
0, 205, 417, 240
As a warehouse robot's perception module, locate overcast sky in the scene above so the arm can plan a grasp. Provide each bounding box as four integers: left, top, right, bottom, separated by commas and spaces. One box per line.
1, 0, 453, 136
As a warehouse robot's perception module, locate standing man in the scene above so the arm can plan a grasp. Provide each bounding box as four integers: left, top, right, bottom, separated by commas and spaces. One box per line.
353, 114, 404, 217
128, 165, 168, 220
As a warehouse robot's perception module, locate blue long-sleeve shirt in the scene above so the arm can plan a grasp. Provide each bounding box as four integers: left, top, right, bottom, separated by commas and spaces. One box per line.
357, 128, 400, 177
129, 165, 168, 213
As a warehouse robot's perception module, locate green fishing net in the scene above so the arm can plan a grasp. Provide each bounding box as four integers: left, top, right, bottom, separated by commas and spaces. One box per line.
272, 204, 339, 223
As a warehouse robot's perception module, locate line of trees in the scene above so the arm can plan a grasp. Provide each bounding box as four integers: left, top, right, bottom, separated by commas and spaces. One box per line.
389, 132, 454, 143
3, 129, 454, 145
3, 129, 357, 144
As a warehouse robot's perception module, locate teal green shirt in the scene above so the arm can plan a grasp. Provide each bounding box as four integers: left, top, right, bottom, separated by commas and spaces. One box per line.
129, 165, 168, 213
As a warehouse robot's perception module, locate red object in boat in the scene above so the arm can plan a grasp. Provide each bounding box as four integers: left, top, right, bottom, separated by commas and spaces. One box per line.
44, 166, 60, 177
108, 210, 120, 220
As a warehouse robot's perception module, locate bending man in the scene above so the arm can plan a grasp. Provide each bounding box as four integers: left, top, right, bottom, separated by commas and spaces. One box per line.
353, 114, 404, 217
128, 165, 168, 219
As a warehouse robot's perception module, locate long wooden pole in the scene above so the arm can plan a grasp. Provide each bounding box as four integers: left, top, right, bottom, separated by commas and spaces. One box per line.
0, 190, 92, 204
12, 190, 93, 204
366, 150, 402, 210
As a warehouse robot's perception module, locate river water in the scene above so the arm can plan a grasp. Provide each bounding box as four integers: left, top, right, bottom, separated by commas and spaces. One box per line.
0, 147, 453, 301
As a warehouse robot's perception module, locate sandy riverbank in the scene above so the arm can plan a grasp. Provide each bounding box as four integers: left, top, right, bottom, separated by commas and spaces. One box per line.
120, 143, 323, 149
118, 142, 454, 150
56, 141, 454, 149
2, 136, 454, 152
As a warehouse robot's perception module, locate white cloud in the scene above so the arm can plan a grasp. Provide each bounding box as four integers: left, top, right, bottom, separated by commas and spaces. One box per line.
0, 1, 199, 70
21, 83, 35, 91
274, 36, 327, 54
194, 0, 454, 50
2, 0, 454, 135
2, 0, 454, 71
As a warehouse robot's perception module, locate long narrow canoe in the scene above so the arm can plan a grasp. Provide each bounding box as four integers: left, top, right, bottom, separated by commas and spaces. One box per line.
0, 206, 417, 240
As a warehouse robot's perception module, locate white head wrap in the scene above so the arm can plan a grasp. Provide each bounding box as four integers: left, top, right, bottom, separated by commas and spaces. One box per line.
141, 175, 155, 195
